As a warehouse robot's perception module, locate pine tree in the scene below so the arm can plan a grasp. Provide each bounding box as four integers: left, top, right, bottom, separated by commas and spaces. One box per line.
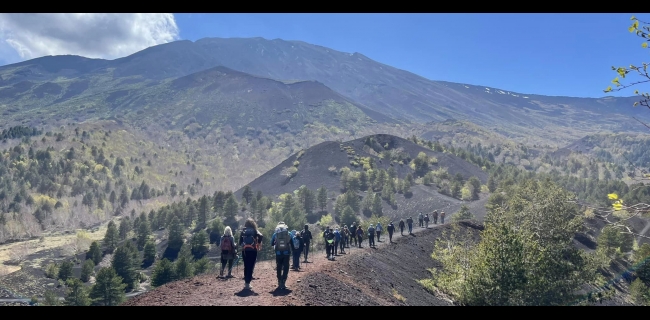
362, 192, 374, 216
111, 243, 138, 291
190, 230, 210, 259
167, 216, 184, 253
340, 206, 358, 227
64, 278, 92, 306
118, 218, 131, 241
103, 221, 119, 253
223, 194, 238, 228
174, 244, 194, 280
151, 259, 176, 287
487, 175, 497, 192
317, 186, 328, 212
58, 260, 73, 281
372, 192, 383, 217
87, 241, 102, 265
143, 240, 157, 268
198, 195, 208, 228
137, 217, 151, 250
242, 185, 253, 204
80, 259, 95, 282
213, 191, 226, 214
90, 267, 126, 306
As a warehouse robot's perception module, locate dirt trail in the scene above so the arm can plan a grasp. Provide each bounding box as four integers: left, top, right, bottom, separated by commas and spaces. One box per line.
122, 221, 455, 306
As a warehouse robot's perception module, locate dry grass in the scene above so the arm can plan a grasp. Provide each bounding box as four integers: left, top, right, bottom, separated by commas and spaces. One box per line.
0, 223, 109, 268
392, 288, 406, 302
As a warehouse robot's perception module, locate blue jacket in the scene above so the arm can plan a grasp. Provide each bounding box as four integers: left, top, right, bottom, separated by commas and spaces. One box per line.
334, 230, 341, 241
271, 231, 295, 255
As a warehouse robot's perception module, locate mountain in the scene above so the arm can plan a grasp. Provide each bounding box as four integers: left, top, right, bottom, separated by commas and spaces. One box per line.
1, 37, 645, 146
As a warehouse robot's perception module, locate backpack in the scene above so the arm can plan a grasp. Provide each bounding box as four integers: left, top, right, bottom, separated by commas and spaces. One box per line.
221, 235, 234, 251
242, 228, 258, 251
274, 224, 290, 252
369, 227, 375, 235
292, 235, 300, 249
334, 230, 341, 241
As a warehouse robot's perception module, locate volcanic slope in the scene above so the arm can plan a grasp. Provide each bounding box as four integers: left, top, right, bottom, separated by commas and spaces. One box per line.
0, 65, 391, 135
1, 37, 647, 146
235, 134, 489, 223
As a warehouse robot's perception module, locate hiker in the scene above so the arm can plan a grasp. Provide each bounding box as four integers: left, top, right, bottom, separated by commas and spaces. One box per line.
302, 224, 313, 263
433, 210, 438, 224
290, 230, 303, 270
418, 212, 424, 228
271, 221, 294, 290
440, 211, 446, 224
339, 226, 347, 254
239, 218, 264, 291
387, 221, 395, 243
368, 224, 376, 247
398, 219, 405, 236
333, 227, 341, 255
341, 225, 349, 252
326, 227, 336, 260
356, 225, 364, 248
220, 226, 237, 278
424, 214, 430, 228
376, 222, 383, 242
350, 222, 357, 247
406, 217, 413, 234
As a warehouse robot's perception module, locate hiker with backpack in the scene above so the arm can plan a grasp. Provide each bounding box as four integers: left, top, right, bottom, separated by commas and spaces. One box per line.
398, 219, 405, 236
368, 224, 376, 247
271, 222, 294, 290
406, 217, 414, 234
239, 218, 264, 291
333, 227, 341, 255
418, 212, 424, 228
302, 224, 313, 263
433, 210, 438, 224
290, 230, 303, 271
324, 226, 336, 260
219, 226, 237, 278
387, 221, 395, 243
376, 222, 383, 242
440, 211, 446, 224
424, 214, 430, 228
356, 225, 364, 248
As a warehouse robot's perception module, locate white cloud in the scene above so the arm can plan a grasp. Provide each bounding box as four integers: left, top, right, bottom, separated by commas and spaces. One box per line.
0, 13, 179, 62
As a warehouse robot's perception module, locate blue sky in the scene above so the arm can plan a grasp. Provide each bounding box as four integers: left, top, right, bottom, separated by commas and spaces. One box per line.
173, 13, 648, 98
0, 13, 647, 98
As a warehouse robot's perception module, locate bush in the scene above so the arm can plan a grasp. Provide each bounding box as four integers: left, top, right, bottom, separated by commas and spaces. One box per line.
45, 263, 59, 279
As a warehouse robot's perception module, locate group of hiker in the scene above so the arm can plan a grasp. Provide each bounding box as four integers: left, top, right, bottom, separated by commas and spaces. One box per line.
217, 210, 446, 291
398, 210, 445, 235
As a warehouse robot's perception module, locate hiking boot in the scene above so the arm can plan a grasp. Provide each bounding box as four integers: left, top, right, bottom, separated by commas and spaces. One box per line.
278, 279, 282, 288
220, 269, 224, 277
244, 282, 252, 290
227, 271, 232, 278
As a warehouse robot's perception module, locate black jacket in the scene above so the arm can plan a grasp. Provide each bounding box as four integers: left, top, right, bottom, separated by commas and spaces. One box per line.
398, 221, 405, 228
302, 229, 312, 243
387, 224, 395, 233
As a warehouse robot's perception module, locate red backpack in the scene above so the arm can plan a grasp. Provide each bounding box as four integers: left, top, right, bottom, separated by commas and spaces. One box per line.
221, 235, 234, 251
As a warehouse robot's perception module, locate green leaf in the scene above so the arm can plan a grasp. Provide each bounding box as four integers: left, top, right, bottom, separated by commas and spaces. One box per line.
605, 86, 612, 93
643, 42, 648, 48
631, 15, 637, 20
630, 26, 636, 33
